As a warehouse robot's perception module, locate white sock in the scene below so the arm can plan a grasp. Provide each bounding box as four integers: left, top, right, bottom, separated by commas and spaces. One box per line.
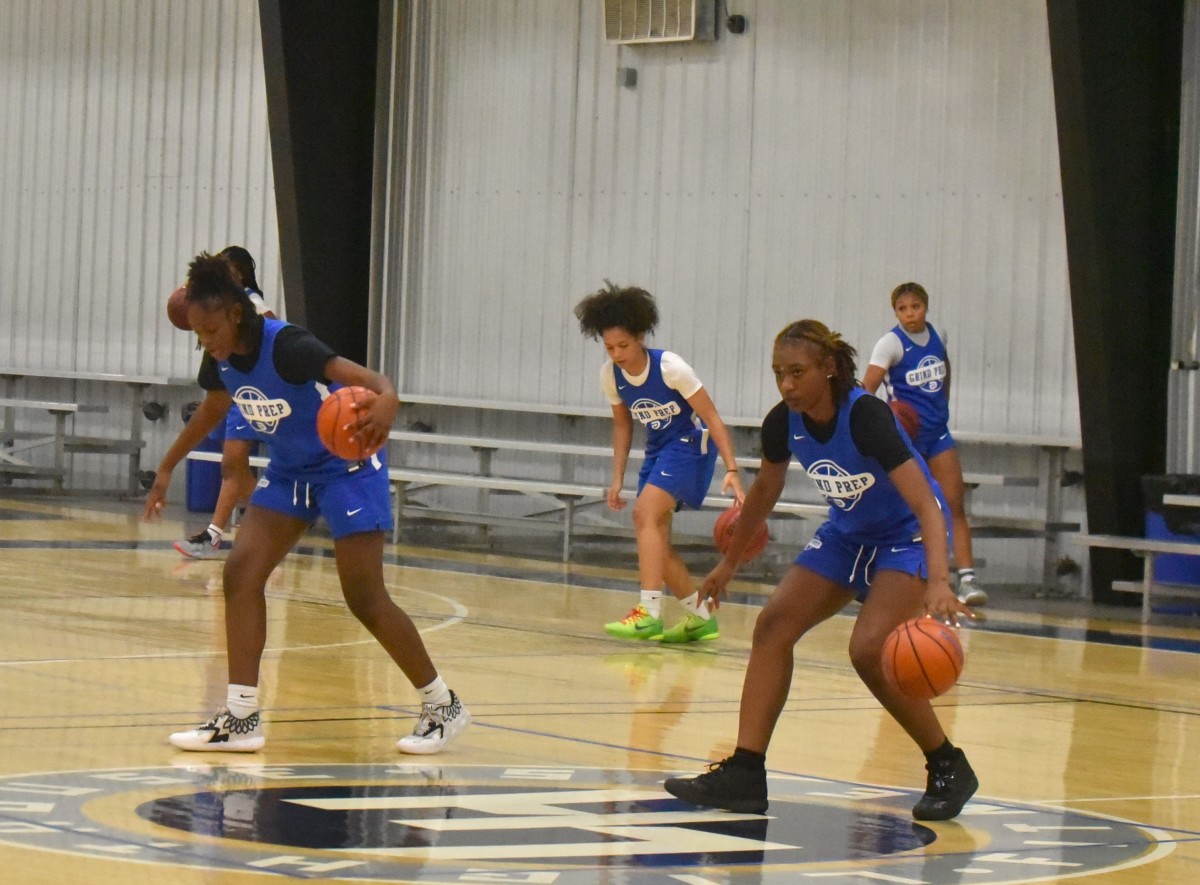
639, 589, 663, 617
226, 684, 258, 719
680, 592, 712, 620
206, 523, 224, 543
958, 568, 976, 584
417, 675, 452, 707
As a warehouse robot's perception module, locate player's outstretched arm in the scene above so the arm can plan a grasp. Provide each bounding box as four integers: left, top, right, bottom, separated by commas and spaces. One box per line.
686, 386, 745, 505
606, 404, 633, 510
889, 460, 970, 623
144, 390, 232, 520
702, 458, 786, 607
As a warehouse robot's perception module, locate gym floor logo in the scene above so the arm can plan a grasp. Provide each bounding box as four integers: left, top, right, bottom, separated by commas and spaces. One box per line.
0, 764, 1172, 883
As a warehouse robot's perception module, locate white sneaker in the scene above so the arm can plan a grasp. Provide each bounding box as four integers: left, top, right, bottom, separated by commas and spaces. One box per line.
174, 529, 222, 560
396, 691, 470, 754
169, 707, 264, 752
958, 581, 989, 607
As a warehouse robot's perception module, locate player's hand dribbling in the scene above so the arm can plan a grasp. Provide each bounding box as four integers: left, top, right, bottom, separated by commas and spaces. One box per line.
701, 557, 738, 610
143, 468, 171, 521
605, 481, 625, 511
722, 470, 746, 506
924, 576, 973, 626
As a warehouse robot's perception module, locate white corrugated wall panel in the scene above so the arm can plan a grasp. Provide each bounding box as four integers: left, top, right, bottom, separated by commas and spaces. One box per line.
380, 0, 1079, 586
385, 0, 1076, 441
0, 0, 280, 490
741, 1, 1073, 434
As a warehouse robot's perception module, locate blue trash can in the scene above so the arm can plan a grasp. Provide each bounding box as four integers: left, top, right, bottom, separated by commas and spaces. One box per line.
186, 423, 224, 513
1142, 474, 1200, 585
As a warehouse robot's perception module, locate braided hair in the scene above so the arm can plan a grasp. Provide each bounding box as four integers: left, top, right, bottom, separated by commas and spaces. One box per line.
574, 280, 659, 339
774, 319, 859, 404
186, 252, 259, 343
218, 245, 262, 296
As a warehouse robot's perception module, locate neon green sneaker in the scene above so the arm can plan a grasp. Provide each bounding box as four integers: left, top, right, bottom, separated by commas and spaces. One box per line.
658, 614, 719, 643
604, 604, 664, 640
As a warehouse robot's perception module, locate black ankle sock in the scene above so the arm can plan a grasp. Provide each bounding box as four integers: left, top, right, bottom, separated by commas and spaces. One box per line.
924, 739, 957, 764
731, 747, 766, 769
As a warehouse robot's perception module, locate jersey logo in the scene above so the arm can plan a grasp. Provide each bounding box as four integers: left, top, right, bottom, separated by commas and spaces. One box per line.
232, 386, 293, 434
905, 356, 946, 393
629, 398, 681, 430
806, 459, 875, 511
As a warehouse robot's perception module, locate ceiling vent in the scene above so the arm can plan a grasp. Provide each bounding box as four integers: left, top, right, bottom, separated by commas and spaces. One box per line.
603, 0, 717, 44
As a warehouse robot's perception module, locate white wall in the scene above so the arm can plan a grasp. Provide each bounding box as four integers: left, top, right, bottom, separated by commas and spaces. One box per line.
0, 0, 280, 489
375, 0, 1082, 586
380, 0, 1077, 442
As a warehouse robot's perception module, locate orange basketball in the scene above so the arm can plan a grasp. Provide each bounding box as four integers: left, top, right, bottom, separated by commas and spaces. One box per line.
890, 399, 920, 440
316, 386, 383, 461
881, 617, 964, 699
167, 285, 190, 330
713, 505, 770, 563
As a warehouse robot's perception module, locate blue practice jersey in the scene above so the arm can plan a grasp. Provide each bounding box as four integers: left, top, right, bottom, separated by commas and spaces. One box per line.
219, 318, 360, 480
887, 322, 950, 433
614, 348, 708, 457
788, 388, 935, 543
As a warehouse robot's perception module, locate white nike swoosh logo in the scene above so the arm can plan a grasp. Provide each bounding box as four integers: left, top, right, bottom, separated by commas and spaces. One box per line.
793, 435, 805, 440
347, 508, 363, 516
939, 433, 948, 440
660, 471, 672, 477
618, 385, 627, 390
219, 365, 229, 372
890, 546, 909, 553
235, 424, 248, 431
904, 347, 913, 352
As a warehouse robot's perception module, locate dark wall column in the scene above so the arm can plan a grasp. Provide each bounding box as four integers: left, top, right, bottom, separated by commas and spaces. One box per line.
1046, 0, 1185, 601
258, 0, 379, 363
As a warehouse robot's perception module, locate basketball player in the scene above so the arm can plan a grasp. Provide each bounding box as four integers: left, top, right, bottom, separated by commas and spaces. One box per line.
144, 252, 469, 754
664, 320, 978, 820
574, 282, 745, 644
175, 246, 271, 560
862, 282, 986, 606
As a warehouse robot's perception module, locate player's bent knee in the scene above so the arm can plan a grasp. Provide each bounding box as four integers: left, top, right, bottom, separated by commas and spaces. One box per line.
848, 639, 885, 677
752, 606, 806, 647
342, 582, 395, 626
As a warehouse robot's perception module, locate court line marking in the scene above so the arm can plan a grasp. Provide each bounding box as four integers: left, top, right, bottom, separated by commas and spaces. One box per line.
0, 585, 467, 667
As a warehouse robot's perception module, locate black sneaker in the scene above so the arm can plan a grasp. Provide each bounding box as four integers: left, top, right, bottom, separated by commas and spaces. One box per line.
664, 756, 768, 814
912, 748, 978, 820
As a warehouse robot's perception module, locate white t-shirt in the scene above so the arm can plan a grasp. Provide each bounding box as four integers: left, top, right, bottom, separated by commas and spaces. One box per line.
599, 350, 703, 405
868, 326, 935, 370
247, 289, 271, 316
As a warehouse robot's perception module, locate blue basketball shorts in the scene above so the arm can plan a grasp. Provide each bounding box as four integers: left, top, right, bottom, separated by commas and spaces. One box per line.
224, 404, 260, 444
638, 441, 718, 511
796, 521, 930, 601
249, 457, 393, 539
914, 422, 956, 461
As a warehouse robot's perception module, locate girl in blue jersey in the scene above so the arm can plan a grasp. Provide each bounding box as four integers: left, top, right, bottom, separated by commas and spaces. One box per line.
862, 282, 985, 607
574, 282, 745, 644
175, 246, 272, 560
145, 252, 469, 755
665, 319, 977, 821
